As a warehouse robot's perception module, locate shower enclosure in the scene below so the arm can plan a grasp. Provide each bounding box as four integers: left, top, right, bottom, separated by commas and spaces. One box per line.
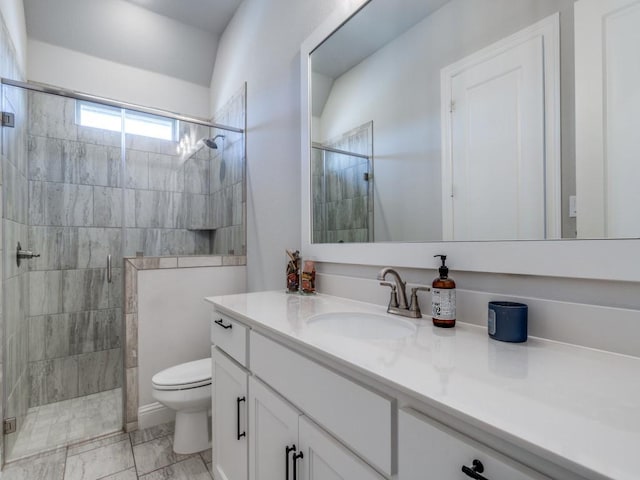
311, 121, 374, 243
1, 80, 245, 463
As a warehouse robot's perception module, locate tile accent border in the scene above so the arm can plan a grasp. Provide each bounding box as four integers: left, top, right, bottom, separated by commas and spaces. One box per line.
122, 255, 246, 431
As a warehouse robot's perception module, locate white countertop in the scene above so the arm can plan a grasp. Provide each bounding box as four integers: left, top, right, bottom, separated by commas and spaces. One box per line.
205, 291, 640, 480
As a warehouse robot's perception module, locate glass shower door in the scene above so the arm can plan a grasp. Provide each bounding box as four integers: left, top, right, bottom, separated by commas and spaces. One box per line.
2, 86, 124, 461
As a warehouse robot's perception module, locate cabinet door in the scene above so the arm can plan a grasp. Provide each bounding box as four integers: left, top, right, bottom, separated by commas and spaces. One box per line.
213, 347, 248, 480
398, 408, 549, 480
249, 377, 301, 480
298, 417, 385, 480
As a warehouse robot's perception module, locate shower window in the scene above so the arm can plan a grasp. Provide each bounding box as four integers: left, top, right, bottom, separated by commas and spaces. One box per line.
76, 100, 177, 141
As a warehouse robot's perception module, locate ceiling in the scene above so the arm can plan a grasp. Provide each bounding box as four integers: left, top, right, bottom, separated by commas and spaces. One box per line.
23, 0, 243, 86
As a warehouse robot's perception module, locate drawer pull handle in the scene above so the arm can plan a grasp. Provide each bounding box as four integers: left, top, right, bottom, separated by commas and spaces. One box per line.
215, 318, 233, 329
292, 451, 304, 480
285, 444, 296, 480
462, 459, 489, 480
236, 396, 246, 440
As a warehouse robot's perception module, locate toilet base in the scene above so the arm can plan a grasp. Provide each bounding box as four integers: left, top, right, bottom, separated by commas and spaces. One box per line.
173, 409, 209, 454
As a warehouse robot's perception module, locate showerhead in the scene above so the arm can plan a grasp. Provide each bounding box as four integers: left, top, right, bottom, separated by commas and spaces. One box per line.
202, 134, 226, 149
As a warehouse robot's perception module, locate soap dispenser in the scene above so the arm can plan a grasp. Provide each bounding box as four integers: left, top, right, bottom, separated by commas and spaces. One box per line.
431, 255, 456, 328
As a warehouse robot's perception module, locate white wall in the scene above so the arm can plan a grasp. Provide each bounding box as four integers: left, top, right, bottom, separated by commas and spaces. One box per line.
208, 0, 640, 352
209, 0, 361, 292
0, 0, 26, 75
28, 39, 211, 118
137, 266, 246, 411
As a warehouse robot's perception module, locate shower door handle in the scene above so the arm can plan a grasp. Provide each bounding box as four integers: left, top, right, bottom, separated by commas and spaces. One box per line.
107, 254, 112, 283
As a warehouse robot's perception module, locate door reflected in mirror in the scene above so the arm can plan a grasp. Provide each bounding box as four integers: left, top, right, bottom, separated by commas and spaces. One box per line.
309, 0, 640, 243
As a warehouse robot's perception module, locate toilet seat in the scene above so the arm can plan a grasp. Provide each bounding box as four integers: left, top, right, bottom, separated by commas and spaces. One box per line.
152, 358, 211, 391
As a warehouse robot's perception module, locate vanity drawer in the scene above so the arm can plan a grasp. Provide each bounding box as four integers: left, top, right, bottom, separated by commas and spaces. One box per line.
250, 331, 393, 476
398, 408, 549, 480
211, 311, 248, 367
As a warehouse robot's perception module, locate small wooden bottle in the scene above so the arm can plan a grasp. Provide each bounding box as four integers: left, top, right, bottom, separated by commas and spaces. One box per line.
431, 255, 456, 328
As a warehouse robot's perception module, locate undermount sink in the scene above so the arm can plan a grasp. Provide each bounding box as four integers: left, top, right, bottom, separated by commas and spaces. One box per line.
306, 312, 417, 340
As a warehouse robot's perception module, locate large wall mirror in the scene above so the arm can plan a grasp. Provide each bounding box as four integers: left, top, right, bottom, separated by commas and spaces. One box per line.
308, 0, 640, 243
300, 0, 640, 280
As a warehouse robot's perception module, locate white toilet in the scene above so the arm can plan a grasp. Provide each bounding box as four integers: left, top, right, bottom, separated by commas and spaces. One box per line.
151, 358, 212, 454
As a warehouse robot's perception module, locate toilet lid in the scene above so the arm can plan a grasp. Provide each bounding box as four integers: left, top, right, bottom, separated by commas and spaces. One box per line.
152, 358, 211, 389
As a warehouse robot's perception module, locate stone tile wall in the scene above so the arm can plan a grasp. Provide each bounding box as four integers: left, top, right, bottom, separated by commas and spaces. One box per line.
23, 93, 228, 412
210, 84, 246, 255
0, 13, 28, 462
123, 120, 213, 257
26, 90, 124, 408
312, 121, 373, 243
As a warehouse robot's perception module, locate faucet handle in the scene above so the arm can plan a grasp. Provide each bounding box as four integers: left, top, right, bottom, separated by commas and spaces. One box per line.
409, 286, 431, 314
411, 286, 431, 294
379, 281, 399, 308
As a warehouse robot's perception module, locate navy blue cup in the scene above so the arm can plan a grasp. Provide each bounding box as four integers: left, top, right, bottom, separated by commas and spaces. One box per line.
488, 301, 528, 343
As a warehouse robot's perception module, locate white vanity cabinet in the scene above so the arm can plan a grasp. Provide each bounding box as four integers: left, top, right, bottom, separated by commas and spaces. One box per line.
211, 309, 251, 480
249, 331, 393, 476
249, 376, 385, 480
398, 408, 549, 480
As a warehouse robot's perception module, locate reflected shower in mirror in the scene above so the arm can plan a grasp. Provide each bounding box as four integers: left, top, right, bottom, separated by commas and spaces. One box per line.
312, 121, 373, 243
310, 0, 640, 243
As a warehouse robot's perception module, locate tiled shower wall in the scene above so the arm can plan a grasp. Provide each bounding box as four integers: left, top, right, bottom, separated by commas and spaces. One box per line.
312, 121, 373, 243
210, 84, 246, 255
0, 14, 28, 461
26, 91, 124, 408
123, 121, 213, 257
24, 91, 230, 411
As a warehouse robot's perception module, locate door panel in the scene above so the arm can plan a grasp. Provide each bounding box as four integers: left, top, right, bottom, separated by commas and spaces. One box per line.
213, 347, 248, 480
449, 36, 545, 240
441, 16, 560, 241
298, 417, 384, 480
575, 0, 640, 237
249, 377, 300, 480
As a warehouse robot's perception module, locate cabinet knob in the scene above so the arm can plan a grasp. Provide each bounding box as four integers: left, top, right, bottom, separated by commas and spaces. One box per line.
462, 459, 489, 480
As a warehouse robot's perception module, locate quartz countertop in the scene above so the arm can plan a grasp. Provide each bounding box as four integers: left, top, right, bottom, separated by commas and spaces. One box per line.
205, 291, 640, 480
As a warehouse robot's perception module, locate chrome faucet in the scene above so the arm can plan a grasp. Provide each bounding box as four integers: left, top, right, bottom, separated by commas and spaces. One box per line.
377, 267, 430, 318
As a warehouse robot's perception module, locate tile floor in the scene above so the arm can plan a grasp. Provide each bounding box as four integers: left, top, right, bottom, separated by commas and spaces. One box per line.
9, 389, 123, 461
2, 422, 213, 480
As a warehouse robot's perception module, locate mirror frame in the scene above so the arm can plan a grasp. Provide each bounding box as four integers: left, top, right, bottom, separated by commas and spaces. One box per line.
300, 0, 640, 282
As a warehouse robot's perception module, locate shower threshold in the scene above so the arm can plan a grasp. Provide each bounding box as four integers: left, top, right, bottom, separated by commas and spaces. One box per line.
7, 388, 122, 462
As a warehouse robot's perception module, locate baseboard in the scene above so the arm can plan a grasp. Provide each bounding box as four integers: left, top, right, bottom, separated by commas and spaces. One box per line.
138, 402, 175, 430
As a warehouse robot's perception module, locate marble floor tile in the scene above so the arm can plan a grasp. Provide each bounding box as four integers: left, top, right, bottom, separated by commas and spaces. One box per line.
64, 438, 134, 480
9, 389, 122, 461
67, 432, 130, 457
129, 422, 174, 446
199, 448, 212, 464
131, 436, 190, 476
138, 457, 212, 480
1, 449, 66, 480
97, 467, 138, 480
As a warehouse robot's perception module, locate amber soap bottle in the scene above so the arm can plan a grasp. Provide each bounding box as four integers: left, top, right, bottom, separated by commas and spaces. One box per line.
431, 255, 456, 328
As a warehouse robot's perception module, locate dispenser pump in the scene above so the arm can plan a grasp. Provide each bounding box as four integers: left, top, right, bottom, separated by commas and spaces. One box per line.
431, 254, 456, 328
435, 254, 449, 279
